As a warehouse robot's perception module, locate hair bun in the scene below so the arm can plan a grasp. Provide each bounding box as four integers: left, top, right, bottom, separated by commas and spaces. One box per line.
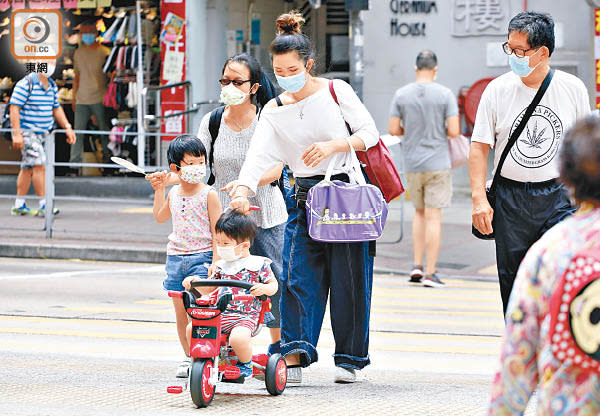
276, 11, 305, 35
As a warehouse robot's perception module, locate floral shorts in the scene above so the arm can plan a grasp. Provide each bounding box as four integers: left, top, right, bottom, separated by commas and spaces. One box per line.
20, 133, 46, 170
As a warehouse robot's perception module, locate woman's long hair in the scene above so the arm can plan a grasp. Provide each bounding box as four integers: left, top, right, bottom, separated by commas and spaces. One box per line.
221, 53, 277, 108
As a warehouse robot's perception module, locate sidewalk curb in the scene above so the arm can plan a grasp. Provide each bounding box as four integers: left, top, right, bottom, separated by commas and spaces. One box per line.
1, 242, 498, 283
0, 242, 165, 264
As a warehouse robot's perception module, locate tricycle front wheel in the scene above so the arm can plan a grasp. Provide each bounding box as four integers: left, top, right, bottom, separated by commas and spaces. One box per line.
265, 353, 287, 395
190, 358, 215, 407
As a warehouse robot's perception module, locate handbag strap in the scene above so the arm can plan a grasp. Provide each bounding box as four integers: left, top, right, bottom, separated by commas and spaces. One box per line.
489, 68, 554, 192
324, 137, 366, 185
328, 80, 353, 136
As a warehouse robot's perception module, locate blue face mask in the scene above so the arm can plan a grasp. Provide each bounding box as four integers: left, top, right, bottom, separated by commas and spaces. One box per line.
81, 33, 96, 45
276, 70, 307, 93
509, 49, 540, 78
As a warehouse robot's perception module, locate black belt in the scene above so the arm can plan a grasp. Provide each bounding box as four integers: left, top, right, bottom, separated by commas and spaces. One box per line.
498, 176, 558, 190
294, 173, 350, 207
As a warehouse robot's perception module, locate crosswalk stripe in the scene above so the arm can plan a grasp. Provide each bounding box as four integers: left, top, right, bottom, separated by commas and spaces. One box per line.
372, 301, 501, 311
372, 308, 502, 317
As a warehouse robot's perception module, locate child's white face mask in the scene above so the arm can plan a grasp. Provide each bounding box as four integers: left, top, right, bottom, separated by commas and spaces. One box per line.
216, 243, 242, 262
179, 164, 206, 184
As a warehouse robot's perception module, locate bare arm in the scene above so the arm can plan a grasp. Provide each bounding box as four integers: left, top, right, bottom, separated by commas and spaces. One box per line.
182, 276, 217, 294
388, 116, 404, 136
257, 163, 284, 187
469, 142, 494, 235
446, 115, 460, 139
9, 104, 23, 150
206, 189, 222, 265
153, 182, 172, 223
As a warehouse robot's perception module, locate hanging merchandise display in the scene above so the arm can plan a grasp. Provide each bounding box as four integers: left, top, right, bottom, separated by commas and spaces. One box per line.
160, 0, 187, 142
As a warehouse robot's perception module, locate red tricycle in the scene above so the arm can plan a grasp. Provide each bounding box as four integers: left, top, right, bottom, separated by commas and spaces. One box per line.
166, 279, 287, 408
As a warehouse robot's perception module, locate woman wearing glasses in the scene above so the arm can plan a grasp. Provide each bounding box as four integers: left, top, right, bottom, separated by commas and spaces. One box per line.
148, 53, 288, 364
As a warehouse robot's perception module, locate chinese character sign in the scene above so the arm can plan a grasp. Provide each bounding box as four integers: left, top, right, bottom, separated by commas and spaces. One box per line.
452, 0, 510, 37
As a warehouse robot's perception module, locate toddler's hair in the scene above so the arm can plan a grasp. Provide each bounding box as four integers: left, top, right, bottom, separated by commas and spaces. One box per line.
215, 209, 258, 244
167, 134, 207, 169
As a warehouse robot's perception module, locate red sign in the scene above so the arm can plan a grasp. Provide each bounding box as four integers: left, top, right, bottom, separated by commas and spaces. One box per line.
161, 0, 187, 141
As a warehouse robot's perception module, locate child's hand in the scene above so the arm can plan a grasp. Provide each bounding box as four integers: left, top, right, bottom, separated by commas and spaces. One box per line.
182, 276, 197, 290
146, 170, 168, 191
207, 263, 216, 278
250, 283, 269, 297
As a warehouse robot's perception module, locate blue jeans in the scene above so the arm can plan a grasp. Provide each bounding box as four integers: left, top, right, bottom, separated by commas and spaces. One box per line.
280, 178, 374, 369
163, 251, 213, 291
250, 223, 285, 329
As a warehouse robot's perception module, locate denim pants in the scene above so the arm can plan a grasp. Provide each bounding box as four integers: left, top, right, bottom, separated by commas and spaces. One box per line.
250, 223, 285, 329
70, 102, 110, 164
280, 177, 374, 369
494, 177, 574, 314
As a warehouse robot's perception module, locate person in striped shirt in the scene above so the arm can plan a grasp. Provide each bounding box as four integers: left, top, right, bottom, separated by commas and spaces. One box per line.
9, 60, 76, 216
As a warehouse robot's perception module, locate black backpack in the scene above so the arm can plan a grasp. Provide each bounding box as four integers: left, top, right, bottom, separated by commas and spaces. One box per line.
207, 106, 288, 195
2, 74, 34, 142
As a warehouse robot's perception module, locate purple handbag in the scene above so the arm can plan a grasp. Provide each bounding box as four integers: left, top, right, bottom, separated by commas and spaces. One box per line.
306, 140, 388, 243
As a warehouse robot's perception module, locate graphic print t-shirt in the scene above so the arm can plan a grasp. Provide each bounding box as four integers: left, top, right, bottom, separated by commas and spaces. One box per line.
471, 70, 590, 182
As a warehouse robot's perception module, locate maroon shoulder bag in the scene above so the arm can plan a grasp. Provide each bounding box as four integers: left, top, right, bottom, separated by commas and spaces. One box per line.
329, 80, 404, 203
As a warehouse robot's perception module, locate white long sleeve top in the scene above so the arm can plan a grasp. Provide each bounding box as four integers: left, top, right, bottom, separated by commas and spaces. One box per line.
238, 79, 379, 195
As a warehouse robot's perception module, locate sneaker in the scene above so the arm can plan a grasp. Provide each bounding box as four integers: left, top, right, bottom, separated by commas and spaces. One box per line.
11, 204, 34, 216
286, 366, 302, 384
334, 366, 356, 384
236, 362, 253, 378
36, 206, 60, 217
175, 357, 191, 378
409, 265, 424, 283
423, 273, 445, 288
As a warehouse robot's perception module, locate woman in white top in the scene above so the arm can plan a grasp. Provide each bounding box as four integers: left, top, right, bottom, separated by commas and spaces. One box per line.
229, 12, 379, 384
148, 54, 288, 354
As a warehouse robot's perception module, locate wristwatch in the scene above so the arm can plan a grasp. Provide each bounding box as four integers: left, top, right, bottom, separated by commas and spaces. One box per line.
65, 124, 73, 130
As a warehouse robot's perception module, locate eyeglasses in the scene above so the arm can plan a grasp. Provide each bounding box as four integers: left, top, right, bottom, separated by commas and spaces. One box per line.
502, 42, 539, 58
219, 79, 251, 87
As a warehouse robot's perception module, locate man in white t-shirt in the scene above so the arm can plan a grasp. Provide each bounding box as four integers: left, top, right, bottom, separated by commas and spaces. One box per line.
470, 11, 591, 315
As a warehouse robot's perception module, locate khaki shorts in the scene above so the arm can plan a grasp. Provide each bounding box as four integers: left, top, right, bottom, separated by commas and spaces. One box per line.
406, 170, 452, 210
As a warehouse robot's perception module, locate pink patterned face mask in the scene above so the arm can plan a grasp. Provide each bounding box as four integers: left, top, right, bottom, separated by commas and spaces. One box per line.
179, 164, 206, 184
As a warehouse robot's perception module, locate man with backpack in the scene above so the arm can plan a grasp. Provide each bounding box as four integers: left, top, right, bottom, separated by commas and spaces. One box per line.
9, 57, 76, 216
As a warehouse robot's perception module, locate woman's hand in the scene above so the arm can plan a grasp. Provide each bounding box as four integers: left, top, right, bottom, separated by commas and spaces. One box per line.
207, 263, 217, 278
221, 180, 240, 196
229, 196, 250, 214
302, 141, 341, 168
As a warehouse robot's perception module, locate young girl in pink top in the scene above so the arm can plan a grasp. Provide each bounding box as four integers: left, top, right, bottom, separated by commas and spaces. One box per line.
151, 134, 222, 378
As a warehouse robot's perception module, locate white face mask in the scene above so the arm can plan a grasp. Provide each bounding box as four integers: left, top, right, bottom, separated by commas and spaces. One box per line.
220, 83, 248, 106
216, 243, 242, 262
179, 164, 206, 184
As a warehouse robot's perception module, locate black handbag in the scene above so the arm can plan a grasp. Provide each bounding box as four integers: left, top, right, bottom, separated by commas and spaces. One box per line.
472, 68, 554, 240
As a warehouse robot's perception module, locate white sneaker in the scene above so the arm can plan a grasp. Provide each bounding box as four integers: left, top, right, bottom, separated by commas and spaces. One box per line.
334, 366, 356, 383
175, 357, 191, 378
286, 366, 302, 384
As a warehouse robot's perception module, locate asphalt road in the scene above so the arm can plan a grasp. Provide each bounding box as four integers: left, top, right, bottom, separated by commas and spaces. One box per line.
0, 257, 536, 415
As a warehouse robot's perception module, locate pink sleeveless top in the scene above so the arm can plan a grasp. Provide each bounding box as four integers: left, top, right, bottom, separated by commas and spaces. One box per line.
167, 185, 213, 255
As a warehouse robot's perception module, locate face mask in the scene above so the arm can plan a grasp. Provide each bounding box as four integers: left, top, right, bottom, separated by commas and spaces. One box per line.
81, 33, 96, 45
179, 164, 206, 184
216, 243, 242, 262
33, 61, 55, 77
509, 49, 540, 78
220, 83, 248, 106
276, 70, 307, 93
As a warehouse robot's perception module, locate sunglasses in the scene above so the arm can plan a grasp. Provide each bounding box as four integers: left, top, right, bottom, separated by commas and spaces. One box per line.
219, 78, 251, 87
